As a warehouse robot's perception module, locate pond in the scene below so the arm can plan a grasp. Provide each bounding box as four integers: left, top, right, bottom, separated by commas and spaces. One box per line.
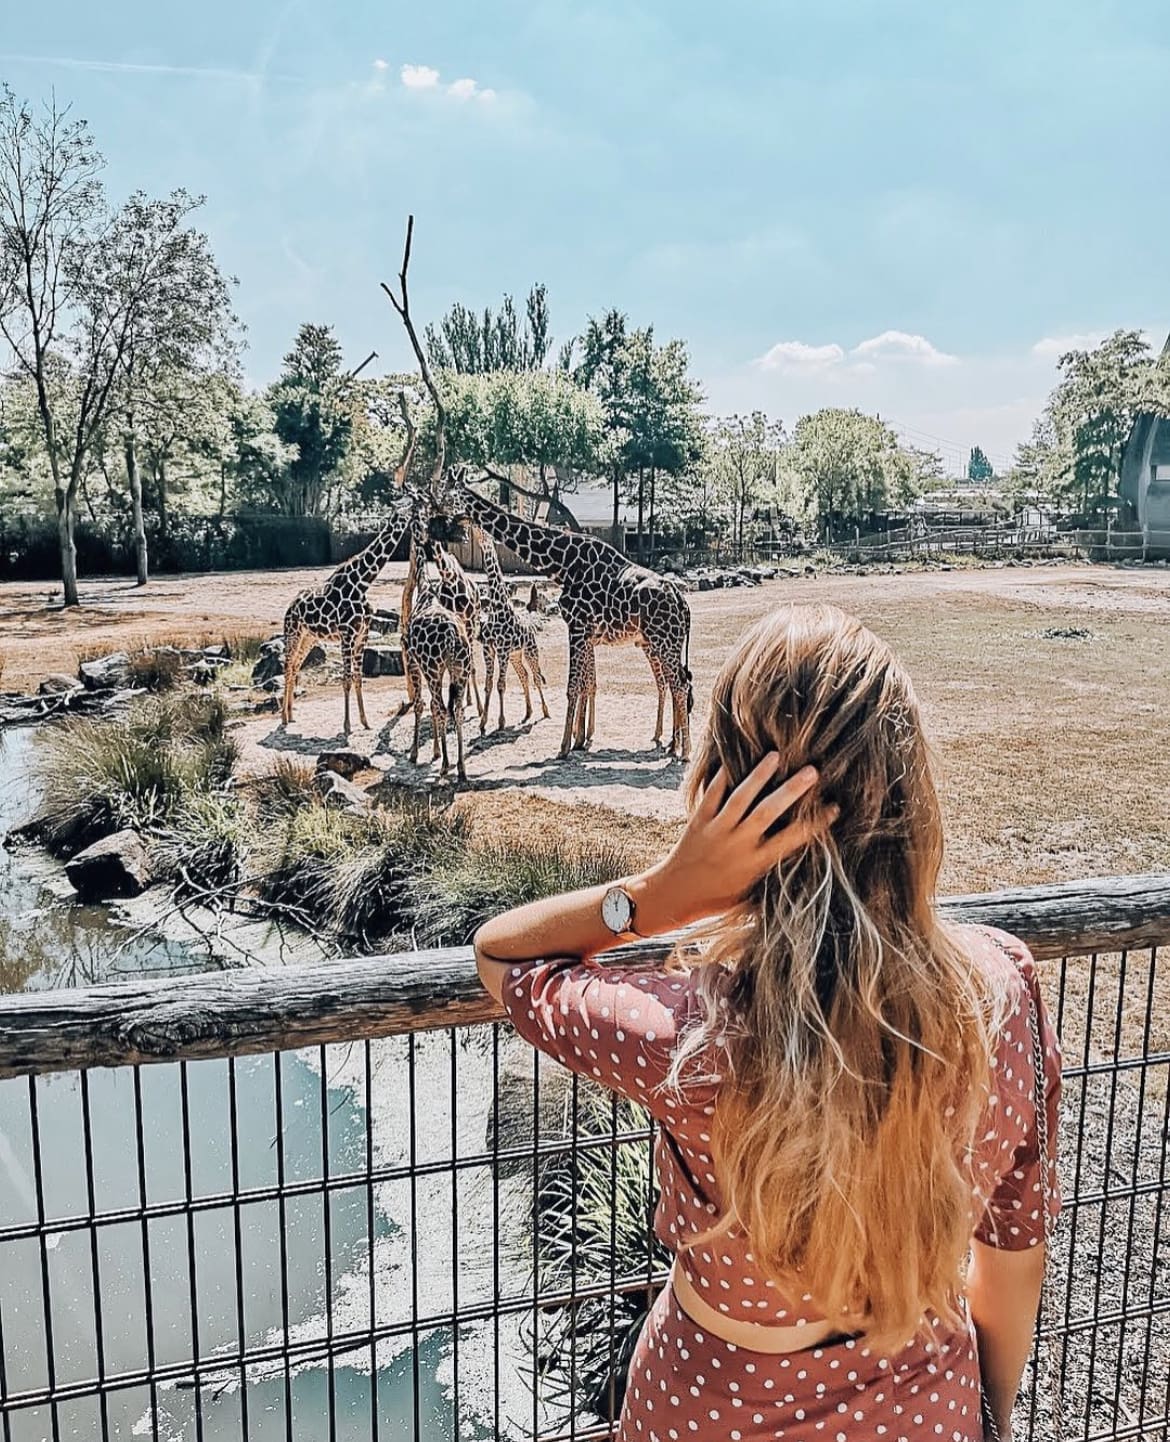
0, 726, 509, 1441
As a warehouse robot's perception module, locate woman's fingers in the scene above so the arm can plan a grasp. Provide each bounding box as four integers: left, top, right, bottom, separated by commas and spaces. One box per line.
749, 764, 819, 834
718, 751, 782, 827
695, 766, 730, 820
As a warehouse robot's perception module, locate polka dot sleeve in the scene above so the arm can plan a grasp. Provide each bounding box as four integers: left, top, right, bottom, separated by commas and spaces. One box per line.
974, 933, 1063, 1251
500, 959, 698, 1120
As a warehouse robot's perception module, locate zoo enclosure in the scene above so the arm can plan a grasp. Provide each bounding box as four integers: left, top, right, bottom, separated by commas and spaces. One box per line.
0, 873, 1166, 1442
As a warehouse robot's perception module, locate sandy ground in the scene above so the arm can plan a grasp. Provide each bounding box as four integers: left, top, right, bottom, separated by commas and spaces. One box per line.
2, 560, 1169, 892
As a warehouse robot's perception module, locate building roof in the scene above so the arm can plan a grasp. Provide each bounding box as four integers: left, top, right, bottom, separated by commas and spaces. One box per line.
561, 479, 637, 528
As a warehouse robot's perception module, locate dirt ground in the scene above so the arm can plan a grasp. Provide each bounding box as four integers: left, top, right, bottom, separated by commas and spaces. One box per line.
2, 561, 1169, 893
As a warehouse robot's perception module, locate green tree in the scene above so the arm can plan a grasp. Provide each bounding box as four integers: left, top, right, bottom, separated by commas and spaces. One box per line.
705, 412, 786, 557
967, 445, 994, 483
267, 324, 354, 516
0, 88, 107, 604
106, 190, 238, 582
792, 408, 919, 538
1048, 329, 1169, 515
425, 283, 553, 373
575, 309, 632, 535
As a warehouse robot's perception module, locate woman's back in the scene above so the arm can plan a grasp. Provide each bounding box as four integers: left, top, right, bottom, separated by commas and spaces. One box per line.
502, 922, 1059, 1329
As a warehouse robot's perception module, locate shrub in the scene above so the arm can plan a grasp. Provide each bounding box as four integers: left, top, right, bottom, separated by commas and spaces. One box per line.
155, 791, 248, 896
257, 799, 470, 946
413, 836, 644, 947
251, 755, 319, 821
127, 646, 185, 693
534, 1089, 669, 1428
32, 693, 237, 856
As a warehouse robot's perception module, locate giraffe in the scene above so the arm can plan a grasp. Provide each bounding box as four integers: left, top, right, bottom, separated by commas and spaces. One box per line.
447, 473, 693, 760
401, 509, 473, 780
281, 502, 413, 733
473, 525, 550, 733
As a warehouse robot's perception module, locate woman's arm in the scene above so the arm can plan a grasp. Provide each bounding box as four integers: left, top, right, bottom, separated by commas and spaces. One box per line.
474, 755, 835, 1002
968, 1239, 1046, 1440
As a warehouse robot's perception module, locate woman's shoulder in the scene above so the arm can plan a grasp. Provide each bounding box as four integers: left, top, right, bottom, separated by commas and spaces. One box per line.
948, 920, 1036, 988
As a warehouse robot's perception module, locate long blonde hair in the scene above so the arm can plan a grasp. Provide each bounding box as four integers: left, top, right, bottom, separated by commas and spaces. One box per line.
674, 604, 1000, 1352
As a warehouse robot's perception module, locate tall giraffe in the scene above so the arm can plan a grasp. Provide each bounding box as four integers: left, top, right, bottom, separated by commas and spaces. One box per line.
401, 509, 473, 780
448, 475, 693, 760
281, 502, 412, 733
474, 525, 550, 733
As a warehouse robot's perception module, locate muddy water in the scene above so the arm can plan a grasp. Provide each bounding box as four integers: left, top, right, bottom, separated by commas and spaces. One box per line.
0, 727, 491, 1441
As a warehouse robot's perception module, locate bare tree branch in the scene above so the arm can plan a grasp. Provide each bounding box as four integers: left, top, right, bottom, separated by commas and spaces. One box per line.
393, 388, 417, 490
381, 214, 447, 489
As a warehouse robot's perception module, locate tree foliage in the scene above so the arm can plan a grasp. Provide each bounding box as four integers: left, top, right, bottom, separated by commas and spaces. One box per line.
425, 283, 553, 373
791, 408, 928, 537
967, 445, 994, 483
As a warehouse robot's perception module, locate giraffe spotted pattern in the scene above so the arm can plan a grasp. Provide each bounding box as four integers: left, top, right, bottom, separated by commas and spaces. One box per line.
451, 475, 693, 759
474, 525, 550, 733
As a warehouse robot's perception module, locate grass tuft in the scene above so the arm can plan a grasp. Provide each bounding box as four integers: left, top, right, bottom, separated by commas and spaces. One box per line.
32, 692, 237, 856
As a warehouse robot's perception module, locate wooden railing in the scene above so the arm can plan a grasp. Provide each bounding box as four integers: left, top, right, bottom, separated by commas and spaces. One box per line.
0, 872, 1166, 1442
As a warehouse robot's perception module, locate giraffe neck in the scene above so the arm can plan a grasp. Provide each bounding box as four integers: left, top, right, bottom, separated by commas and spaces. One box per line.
477, 530, 512, 609
338, 514, 410, 590
458, 484, 574, 581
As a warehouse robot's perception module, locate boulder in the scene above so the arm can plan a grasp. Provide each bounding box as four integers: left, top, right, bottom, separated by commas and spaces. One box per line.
314, 770, 370, 813
78, 652, 131, 691
369, 608, 400, 636
316, 748, 368, 781
202, 643, 231, 660
38, 674, 81, 696
697, 576, 713, 592
362, 644, 405, 678
251, 641, 284, 685
65, 829, 153, 900
371, 769, 457, 810
302, 644, 327, 669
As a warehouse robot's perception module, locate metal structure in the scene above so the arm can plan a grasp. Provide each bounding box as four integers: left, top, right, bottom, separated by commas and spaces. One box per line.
0, 874, 1165, 1441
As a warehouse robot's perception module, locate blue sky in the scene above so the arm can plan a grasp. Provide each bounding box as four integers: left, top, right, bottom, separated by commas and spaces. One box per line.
3, 0, 1168, 469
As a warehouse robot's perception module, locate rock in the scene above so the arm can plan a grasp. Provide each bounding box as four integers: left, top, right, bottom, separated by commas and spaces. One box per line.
371, 769, 457, 810
369, 608, 400, 636
78, 652, 131, 691
38, 674, 81, 696
302, 644, 327, 669
65, 829, 153, 900
362, 644, 405, 678
316, 748, 368, 780
697, 576, 713, 592
251, 640, 286, 685
202, 643, 230, 660
314, 770, 370, 813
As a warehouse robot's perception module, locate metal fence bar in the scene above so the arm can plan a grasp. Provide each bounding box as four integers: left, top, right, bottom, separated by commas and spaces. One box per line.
0, 878, 1165, 1441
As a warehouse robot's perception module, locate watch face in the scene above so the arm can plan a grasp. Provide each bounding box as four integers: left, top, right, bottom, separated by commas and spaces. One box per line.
602, 886, 633, 934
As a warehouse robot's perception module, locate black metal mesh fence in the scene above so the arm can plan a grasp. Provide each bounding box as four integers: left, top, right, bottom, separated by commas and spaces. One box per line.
0, 945, 1163, 1441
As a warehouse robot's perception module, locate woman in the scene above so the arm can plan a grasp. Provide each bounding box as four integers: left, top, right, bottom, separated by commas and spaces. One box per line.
475, 604, 1060, 1442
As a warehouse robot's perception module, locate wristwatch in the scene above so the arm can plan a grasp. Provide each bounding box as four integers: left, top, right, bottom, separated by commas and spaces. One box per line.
601, 883, 638, 937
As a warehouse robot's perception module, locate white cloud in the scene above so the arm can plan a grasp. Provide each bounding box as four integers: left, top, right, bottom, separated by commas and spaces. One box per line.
372, 58, 389, 71
400, 63, 440, 89
754, 340, 845, 372
850, 330, 957, 366
1031, 332, 1106, 358
477, 88, 497, 103
448, 77, 477, 99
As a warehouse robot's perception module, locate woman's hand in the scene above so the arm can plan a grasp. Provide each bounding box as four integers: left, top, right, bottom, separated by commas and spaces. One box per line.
628, 753, 837, 935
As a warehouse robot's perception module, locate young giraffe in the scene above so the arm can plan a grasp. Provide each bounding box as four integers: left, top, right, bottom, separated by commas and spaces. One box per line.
474, 525, 550, 733
449, 474, 693, 760
401, 511, 473, 781
281, 503, 412, 733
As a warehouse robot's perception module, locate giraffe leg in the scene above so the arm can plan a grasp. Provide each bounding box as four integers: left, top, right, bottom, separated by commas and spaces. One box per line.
559, 634, 587, 758
480, 645, 496, 735
525, 638, 550, 719
409, 686, 426, 765
573, 644, 595, 750
281, 627, 311, 725
645, 649, 668, 748
510, 652, 532, 723
449, 673, 467, 781
494, 649, 510, 732
349, 621, 372, 730
431, 682, 445, 763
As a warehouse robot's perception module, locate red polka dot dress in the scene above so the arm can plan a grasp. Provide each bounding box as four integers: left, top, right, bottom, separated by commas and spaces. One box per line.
501, 925, 1061, 1442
